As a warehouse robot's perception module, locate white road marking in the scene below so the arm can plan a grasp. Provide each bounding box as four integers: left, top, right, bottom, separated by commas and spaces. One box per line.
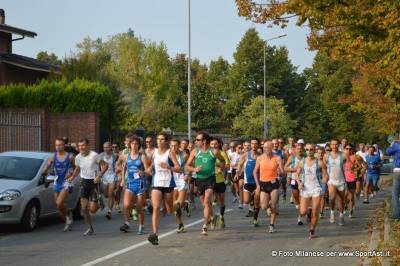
81, 209, 233, 266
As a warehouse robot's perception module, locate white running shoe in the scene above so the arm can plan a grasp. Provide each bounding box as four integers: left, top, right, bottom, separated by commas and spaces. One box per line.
339, 214, 345, 226
330, 211, 335, 224
269, 225, 274, 233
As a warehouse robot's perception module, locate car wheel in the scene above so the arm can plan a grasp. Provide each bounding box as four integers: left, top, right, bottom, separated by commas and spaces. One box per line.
72, 201, 82, 220
21, 202, 39, 231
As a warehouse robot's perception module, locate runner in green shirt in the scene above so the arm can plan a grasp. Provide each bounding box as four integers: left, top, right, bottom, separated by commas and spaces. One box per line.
186, 132, 225, 236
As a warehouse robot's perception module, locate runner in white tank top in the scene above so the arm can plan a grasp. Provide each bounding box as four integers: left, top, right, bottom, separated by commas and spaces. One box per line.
324, 139, 346, 226
296, 143, 328, 239
148, 132, 182, 246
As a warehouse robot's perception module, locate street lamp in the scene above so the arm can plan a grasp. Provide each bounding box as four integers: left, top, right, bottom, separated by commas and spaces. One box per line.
263, 34, 287, 140
187, 0, 192, 141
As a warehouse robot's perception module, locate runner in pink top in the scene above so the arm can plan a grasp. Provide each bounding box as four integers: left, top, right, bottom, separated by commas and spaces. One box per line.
344, 144, 356, 218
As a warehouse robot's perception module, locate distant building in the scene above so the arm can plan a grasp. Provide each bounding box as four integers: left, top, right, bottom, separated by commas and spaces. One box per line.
0, 9, 59, 85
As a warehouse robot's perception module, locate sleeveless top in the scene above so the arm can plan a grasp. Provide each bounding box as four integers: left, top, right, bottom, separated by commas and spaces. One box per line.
327, 153, 345, 184
344, 155, 356, 182
100, 152, 116, 177
244, 151, 257, 184
260, 155, 279, 182
126, 153, 144, 182
54, 152, 72, 183
153, 148, 173, 186
195, 148, 216, 180
301, 159, 322, 189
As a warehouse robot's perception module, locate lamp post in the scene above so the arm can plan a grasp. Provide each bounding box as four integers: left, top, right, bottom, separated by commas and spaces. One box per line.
187, 0, 192, 141
263, 34, 287, 140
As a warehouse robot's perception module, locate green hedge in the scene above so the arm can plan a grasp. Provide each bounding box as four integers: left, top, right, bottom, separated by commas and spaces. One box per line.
0, 78, 113, 127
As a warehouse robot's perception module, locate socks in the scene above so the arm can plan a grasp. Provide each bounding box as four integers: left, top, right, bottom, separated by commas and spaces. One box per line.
220, 205, 225, 216
253, 207, 260, 220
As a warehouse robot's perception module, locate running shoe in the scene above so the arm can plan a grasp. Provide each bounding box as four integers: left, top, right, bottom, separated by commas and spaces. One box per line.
252, 218, 259, 227
338, 214, 345, 226
269, 225, 274, 233
219, 216, 225, 229
349, 210, 354, 219
238, 203, 243, 209
297, 217, 304, 226
363, 199, 369, 204
148, 234, 159, 245
319, 212, 324, 219
210, 216, 218, 230
245, 210, 254, 217
266, 208, 271, 217
176, 224, 186, 233
329, 211, 335, 223
137, 225, 145, 235
105, 211, 112, 220
63, 223, 72, 232
83, 226, 94, 236
201, 225, 208, 236
120, 223, 130, 233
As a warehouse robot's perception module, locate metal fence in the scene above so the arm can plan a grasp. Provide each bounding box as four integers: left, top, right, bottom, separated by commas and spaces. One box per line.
0, 110, 42, 152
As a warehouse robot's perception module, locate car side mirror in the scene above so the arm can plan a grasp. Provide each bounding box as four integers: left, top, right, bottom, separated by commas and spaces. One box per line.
44, 175, 57, 188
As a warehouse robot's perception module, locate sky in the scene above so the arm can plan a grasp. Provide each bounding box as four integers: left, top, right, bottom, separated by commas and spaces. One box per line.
2, 0, 315, 72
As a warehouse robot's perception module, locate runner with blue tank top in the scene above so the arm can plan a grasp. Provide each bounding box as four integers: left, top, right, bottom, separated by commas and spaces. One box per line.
324, 139, 346, 226
119, 136, 150, 234
115, 133, 134, 214
296, 143, 328, 239
237, 138, 261, 226
43, 137, 76, 232
284, 143, 305, 225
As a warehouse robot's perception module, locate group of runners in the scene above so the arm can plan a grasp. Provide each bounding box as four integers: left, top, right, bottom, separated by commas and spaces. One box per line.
43, 133, 384, 243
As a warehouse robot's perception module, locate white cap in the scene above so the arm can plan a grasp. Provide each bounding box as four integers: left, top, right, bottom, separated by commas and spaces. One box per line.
297, 139, 305, 144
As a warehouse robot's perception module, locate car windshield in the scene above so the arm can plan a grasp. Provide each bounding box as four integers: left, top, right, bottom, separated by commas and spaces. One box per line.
0, 156, 43, 181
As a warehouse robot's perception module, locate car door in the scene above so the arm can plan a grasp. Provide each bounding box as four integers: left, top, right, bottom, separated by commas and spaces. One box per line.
65, 174, 81, 210
37, 159, 56, 215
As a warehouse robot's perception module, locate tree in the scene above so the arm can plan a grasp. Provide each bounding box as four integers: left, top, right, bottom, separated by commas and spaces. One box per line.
37, 51, 61, 65
232, 96, 296, 139
236, 0, 400, 134
224, 28, 306, 128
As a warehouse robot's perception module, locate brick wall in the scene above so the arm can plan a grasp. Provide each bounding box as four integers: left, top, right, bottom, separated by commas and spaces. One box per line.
0, 108, 100, 153
49, 112, 99, 152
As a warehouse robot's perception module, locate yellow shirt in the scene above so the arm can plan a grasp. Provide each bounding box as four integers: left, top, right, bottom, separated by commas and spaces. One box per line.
215, 150, 230, 183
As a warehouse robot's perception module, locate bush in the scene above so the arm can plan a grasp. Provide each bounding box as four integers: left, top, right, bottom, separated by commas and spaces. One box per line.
0, 78, 113, 128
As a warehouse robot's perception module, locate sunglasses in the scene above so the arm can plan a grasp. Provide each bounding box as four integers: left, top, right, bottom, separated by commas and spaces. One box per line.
112, 146, 117, 149
146, 141, 152, 143
325, 149, 332, 152
305, 149, 314, 151
345, 147, 351, 150
196, 138, 203, 142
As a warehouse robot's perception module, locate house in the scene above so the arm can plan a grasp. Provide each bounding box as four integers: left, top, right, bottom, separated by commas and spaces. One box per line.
0, 9, 59, 85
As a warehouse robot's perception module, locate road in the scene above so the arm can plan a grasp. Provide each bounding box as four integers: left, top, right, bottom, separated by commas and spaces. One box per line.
0, 183, 390, 266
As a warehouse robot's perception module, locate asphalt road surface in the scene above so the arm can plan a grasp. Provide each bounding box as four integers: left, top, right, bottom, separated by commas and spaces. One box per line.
0, 182, 391, 266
